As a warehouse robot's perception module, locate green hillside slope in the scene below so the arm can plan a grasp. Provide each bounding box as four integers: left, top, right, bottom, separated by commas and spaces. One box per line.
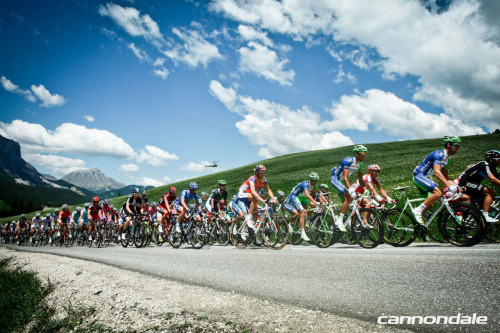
1, 133, 498, 224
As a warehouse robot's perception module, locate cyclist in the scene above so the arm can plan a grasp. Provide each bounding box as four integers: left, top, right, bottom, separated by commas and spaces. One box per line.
56, 204, 72, 241
274, 190, 286, 216
102, 199, 112, 221
141, 190, 149, 212
412, 136, 461, 224
72, 207, 84, 231
88, 197, 104, 241
458, 150, 500, 223
174, 182, 202, 232
29, 213, 43, 241
42, 213, 52, 242
16, 214, 29, 244
157, 187, 177, 235
331, 145, 368, 231
350, 164, 396, 206
318, 184, 331, 206
199, 192, 210, 213
119, 188, 144, 240
236, 165, 277, 229
149, 202, 158, 223
208, 180, 228, 221
284, 172, 321, 241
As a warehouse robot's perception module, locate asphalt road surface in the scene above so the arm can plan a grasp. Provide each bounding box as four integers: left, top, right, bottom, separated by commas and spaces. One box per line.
4, 241, 499, 332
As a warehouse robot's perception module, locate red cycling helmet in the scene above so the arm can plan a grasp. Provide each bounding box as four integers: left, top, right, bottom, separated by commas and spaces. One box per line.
93, 196, 99, 202
169, 186, 176, 193
254, 164, 266, 172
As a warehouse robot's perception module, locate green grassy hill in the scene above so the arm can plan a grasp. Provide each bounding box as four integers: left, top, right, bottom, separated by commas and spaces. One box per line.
1, 133, 499, 224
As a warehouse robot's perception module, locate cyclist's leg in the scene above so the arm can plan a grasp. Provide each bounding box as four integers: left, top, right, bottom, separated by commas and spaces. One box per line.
413, 174, 443, 220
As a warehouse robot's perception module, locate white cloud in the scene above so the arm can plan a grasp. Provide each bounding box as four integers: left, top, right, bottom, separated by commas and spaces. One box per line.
30, 84, 66, 107
0, 120, 137, 159
119, 163, 140, 172
23, 153, 86, 177
209, 80, 353, 158
162, 176, 171, 183
137, 145, 179, 166
134, 177, 163, 187
98, 3, 162, 41
83, 115, 95, 122
180, 161, 212, 172
1, 76, 65, 107
163, 27, 223, 68
1, 76, 36, 102
333, 65, 357, 84
210, 0, 500, 132
152, 67, 169, 79
128, 42, 151, 61
238, 41, 294, 86
237, 24, 273, 46
326, 89, 486, 139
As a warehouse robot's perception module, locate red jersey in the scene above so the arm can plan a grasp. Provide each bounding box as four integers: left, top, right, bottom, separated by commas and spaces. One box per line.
89, 204, 102, 220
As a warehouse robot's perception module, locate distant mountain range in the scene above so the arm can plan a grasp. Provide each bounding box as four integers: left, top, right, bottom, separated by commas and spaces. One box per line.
60, 167, 126, 194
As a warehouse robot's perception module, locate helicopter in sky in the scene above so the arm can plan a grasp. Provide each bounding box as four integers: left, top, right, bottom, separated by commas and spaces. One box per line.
205, 161, 220, 168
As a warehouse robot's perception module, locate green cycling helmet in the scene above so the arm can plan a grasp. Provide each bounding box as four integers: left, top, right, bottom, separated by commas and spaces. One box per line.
308, 172, 319, 180
353, 144, 368, 153
320, 184, 329, 189
218, 179, 227, 185
443, 136, 461, 144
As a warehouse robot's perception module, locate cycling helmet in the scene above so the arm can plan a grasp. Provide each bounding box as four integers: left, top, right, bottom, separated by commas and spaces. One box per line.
84, 203, 90, 208
109, 204, 114, 209
141, 190, 148, 198
486, 150, 500, 161
21, 214, 25, 218
276, 190, 285, 197
151, 202, 157, 207
320, 184, 329, 189
353, 145, 368, 153
169, 186, 176, 193
54, 209, 60, 213
443, 135, 461, 143
76, 207, 82, 211
368, 164, 381, 171
218, 179, 227, 185
36, 212, 40, 217
189, 182, 198, 190
62, 204, 68, 210
308, 172, 319, 180
93, 196, 99, 202
102, 199, 109, 204
46, 213, 51, 218
254, 164, 266, 172
131, 187, 140, 194
201, 192, 208, 197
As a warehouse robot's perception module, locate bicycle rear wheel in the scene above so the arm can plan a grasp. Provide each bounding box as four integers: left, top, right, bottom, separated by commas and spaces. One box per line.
190, 225, 206, 249
168, 223, 183, 248
439, 202, 486, 247
351, 208, 384, 249
134, 223, 145, 248
229, 217, 251, 249
215, 223, 230, 246
381, 208, 416, 247
310, 213, 335, 248
484, 197, 500, 243
287, 217, 303, 245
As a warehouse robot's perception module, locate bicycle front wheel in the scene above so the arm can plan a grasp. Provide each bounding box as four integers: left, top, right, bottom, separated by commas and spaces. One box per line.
263, 214, 289, 250
287, 217, 303, 245
438, 202, 486, 247
381, 208, 416, 247
351, 208, 384, 249
215, 223, 230, 246
310, 213, 335, 248
134, 223, 145, 248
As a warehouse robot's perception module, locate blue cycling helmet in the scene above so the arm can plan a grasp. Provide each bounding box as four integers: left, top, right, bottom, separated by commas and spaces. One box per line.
103, 199, 109, 204
189, 182, 198, 190
486, 150, 500, 161
151, 202, 157, 207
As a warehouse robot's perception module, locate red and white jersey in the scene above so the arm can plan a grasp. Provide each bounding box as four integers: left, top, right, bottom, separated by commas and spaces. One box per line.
350, 174, 380, 194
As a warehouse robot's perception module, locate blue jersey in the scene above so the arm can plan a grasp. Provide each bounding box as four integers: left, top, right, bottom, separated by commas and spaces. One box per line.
289, 180, 314, 197
413, 150, 449, 177
331, 156, 364, 179
176, 190, 199, 205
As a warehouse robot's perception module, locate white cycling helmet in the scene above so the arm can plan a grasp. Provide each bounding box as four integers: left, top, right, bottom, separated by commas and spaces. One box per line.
368, 164, 381, 172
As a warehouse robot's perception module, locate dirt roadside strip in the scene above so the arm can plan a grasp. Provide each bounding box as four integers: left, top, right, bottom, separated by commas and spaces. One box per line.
1, 248, 411, 333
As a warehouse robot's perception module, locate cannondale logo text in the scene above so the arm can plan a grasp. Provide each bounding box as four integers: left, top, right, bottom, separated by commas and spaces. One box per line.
377, 314, 487, 325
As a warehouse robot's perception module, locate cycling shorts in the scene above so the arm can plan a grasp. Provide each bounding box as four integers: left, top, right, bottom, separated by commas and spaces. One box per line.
284, 195, 303, 213
330, 176, 347, 195
413, 174, 437, 196
231, 198, 249, 214
458, 180, 485, 201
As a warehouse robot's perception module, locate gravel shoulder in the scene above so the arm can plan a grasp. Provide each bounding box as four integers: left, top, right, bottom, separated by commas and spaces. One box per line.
1, 247, 412, 333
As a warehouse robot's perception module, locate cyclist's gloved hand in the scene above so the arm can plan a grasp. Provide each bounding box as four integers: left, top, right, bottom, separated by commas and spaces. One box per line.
448, 185, 458, 193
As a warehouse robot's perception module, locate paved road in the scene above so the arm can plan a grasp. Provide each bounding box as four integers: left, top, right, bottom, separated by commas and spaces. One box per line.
4, 242, 499, 332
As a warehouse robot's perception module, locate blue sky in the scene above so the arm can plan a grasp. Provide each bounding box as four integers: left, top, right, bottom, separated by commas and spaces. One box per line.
1, 0, 499, 187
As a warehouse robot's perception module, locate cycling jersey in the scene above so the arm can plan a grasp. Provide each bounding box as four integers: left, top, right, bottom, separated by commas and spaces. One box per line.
289, 180, 315, 197
351, 174, 381, 194
31, 217, 43, 229
58, 210, 71, 222
18, 217, 28, 229
210, 188, 228, 203
82, 210, 89, 223
175, 190, 199, 209
122, 195, 143, 214
331, 157, 365, 179
159, 193, 176, 209
199, 199, 209, 212
148, 207, 157, 215
239, 175, 268, 194
459, 161, 499, 184
72, 211, 83, 224
41, 218, 52, 229
413, 150, 450, 177
88, 204, 102, 220
102, 204, 112, 214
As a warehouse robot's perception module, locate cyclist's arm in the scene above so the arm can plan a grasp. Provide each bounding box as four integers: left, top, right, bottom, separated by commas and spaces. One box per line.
433, 164, 452, 187
487, 172, 500, 186
125, 202, 133, 215
181, 198, 189, 211
265, 184, 275, 203
304, 190, 317, 207
358, 170, 367, 189
250, 183, 264, 203
342, 169, 351, 188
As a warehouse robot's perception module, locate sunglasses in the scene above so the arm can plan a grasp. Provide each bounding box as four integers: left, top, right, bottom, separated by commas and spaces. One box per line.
358, 152, 366, 156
